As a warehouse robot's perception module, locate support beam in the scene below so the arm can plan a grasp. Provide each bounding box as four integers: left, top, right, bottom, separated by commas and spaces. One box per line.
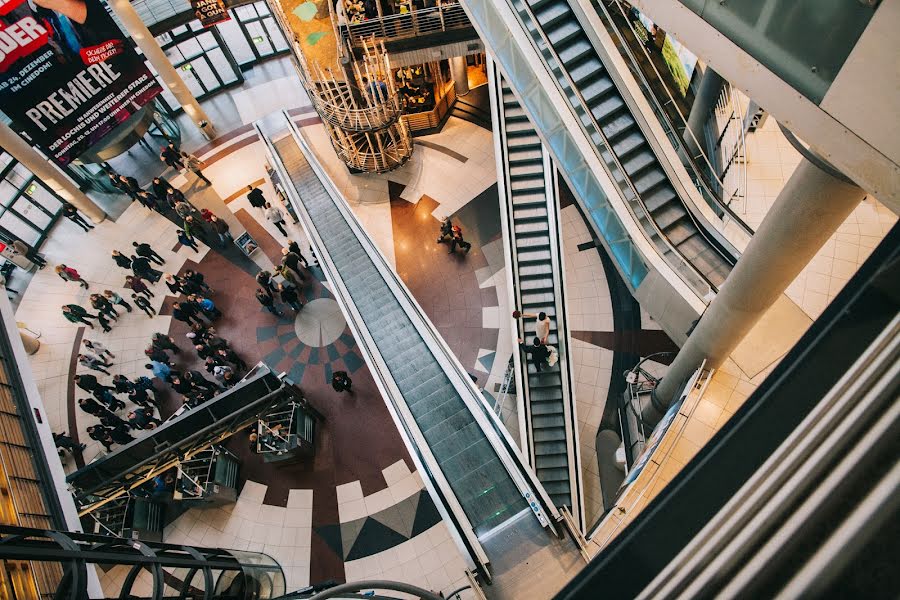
450, 56, 469, 96
0, 122, 105, 223
108, 0, 217, 140
655, 157, 867, 407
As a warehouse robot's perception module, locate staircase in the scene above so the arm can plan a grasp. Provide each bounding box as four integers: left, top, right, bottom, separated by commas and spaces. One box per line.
495, 72, 580, 525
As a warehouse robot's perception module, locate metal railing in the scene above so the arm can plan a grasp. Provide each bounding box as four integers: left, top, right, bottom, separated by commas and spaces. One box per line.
595, 0, 753, 236
510, 0, 719, 298
340, 2, 473, 47
493, 356, 516, 416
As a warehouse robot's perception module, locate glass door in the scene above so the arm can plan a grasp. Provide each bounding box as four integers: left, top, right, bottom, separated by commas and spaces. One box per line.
156, 23, 243, 100
0, 153, 63, 248
231, 1, 289, 63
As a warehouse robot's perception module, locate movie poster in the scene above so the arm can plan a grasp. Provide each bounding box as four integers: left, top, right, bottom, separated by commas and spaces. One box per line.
191, 0, 230, 28
0, 0, 163, 166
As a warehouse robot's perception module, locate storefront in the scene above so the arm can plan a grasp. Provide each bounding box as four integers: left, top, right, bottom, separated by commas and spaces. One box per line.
395, 61, 456, 132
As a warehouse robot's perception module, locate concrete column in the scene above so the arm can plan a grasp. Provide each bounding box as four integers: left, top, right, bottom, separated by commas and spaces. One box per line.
654, 157, 866, 407
450, 56, 469, 96
684, 66, 724, 158
0, 122, 106, 223
108, 0, 217, 140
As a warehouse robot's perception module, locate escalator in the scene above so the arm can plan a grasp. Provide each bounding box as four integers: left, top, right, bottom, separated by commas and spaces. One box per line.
258, 112, 585, 597
515, 0, 735, 288
492, 67, 582, 526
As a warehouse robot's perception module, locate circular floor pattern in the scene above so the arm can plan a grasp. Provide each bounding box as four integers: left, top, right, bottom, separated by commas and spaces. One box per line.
294, 298, 347, 347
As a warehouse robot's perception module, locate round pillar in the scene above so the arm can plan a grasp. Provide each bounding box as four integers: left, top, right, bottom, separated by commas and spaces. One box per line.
450, 56, 469, 96
108, 0, 218, 140
0, 122, 106, 223
654, 157, 867, 407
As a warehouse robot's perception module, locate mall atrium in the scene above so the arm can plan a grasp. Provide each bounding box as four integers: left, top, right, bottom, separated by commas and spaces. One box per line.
0, 0, 896, 598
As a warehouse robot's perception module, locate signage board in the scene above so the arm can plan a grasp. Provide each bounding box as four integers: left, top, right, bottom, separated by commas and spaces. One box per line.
191, 0, 230, 27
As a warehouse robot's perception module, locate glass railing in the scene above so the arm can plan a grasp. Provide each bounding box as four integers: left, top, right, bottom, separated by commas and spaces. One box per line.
676, 0, 876, 104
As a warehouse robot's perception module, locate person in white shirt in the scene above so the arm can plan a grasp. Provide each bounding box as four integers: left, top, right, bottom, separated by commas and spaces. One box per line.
83, 339, 114, 359
513, 309, 551, 344
264, 202, 287, 236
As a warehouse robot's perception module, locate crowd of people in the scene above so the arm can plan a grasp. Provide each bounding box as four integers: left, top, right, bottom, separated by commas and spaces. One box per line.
254, 239, 317, 317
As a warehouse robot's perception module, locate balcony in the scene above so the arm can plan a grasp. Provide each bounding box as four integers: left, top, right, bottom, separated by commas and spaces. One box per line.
340, 2, 476, 51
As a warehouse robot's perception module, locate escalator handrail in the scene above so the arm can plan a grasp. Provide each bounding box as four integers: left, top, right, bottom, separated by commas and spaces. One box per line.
595, 0, 754, 238
509, 0, 720, 297
282, 112, 563, 533
255, 121, 491, 576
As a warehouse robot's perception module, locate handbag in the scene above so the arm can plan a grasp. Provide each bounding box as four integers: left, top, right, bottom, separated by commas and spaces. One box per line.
547, 345, 559, 367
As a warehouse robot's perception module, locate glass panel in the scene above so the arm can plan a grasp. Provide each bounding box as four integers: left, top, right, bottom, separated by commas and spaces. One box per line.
0, 181, 18, 208
190, 20, 205, 31
13, 196, 51, 230
207, 48, 238, 84
191, 57, 221, 92
164, 46, 184, 63
177, 38, 203, 60
235, 4, 257, 20
245, 21, 273, 56
156, 32, 173, 45
6, 164, 30, 189
255, 1, 270, 16
171, 24, 189, 36
198, 31, 219, 51
263, 17, 288, 51
684, 0, 876, 103
179, 62, 206, 97
0, 210, 39, 244
27, 185, 62, 214
217, 18, 255, 65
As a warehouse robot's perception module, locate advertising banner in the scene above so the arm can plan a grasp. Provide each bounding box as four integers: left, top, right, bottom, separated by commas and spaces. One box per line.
191, 0, 230, 27
0, 0, 163, 166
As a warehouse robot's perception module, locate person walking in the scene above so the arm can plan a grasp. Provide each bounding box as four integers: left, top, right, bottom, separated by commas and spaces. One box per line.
103, 289, 133, 313
144, 344, 173, 366
177, 229, 199, 252
83, 339, 114, 360
93, 385, 125, 411
131, 255, 163, 283
246, 185, 266, 209
77, 397, 107, 417
106, 425, 135, 446
186, 370, 219, 394
146, 361, 175, 383
280, 249, 306, 286
133, 294, 156, 317
56, 264, 89, 288
74, 373, 114, 396
118, 175, 140, 201
132, 241, 165, 265
112, 374, 134, 395
278, 282, 303, 312
62, 304, 97, 328
264, 202, 288, 236
53, 431, 85, 454
256, 288, 282, 316
135, 190, 160, 213
111, 250, 133, 270
216, 347, 247, 371
78, 352, 111, 374
62, 203, 95, 231
172, 302, 204, 326
448, 225, 472, 254
160, 143, 184, 170
180, 151, 211, 184
129, 408, 162, 430
86, 426, 114, 452
255, 271, 276, 297
183, 216, 208, 245
287, 240, 310, 269
213, 364, 234, 385
512, 310, 552, 344
95, 310, 113, 333
197, 296, 221, 320
151, 176, 170, 201
183, 270, 212, 294
331, 370, 352, 393
12, 239, 46, 268
518, 337, 550, 372
91, 293, 119, 321
210, 215, 232, 247
129, 386, 158, 410
167, 186, 187, 206
125, 275, 154, 298
436, 216, 453, 244
174, 198, 195, 220
151, 333, 181, 355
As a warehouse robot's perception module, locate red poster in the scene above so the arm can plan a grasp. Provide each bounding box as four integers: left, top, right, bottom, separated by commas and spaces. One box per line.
0, 0, 163, 166
191, 0, 230, 28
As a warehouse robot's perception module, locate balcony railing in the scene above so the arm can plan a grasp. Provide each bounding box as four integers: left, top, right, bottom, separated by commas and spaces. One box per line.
341, 2, 473, 47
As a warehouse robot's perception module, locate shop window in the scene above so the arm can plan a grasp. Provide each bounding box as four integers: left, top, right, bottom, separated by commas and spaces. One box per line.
0, 154, 62, 249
